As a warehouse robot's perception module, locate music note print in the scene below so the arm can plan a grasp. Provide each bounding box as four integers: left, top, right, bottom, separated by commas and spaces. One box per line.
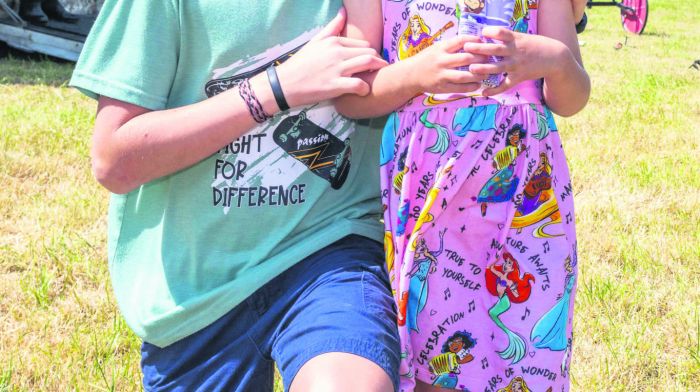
468, 300, 476, 313
521, 307, 530, 320
481, 357, 489, 369
444, 287, 451, 301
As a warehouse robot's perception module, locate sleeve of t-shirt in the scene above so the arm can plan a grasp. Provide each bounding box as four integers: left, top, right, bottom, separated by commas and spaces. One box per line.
69, 0, 180, 110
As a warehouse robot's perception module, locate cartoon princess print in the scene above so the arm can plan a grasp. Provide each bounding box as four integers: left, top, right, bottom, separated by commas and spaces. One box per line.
511, 0, 531, 32
485, 251, 535, 363
530, 255, 576, 351
497, 376, 534, 392
511, 152, 563, 238
476, 124, 527, 216
429, 331, 477, 388
398, 14, 455, 60
406, 230, 446, 331
398, 14, 432, 59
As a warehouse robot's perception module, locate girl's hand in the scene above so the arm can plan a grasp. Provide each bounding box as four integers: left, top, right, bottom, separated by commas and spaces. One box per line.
464, 26, 569, 96
405, 35, 489, 95
275, 7, 388, 108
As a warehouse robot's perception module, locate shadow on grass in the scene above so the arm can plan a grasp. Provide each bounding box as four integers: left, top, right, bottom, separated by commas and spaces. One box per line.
639, 31, 670, 38
0, 45, 74, 86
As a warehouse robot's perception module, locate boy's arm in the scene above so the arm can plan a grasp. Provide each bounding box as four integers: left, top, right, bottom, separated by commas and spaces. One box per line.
91, 10, 386, 194
335, 0, 485, 119
335, 0, 421, 119
92, 78, 272, 195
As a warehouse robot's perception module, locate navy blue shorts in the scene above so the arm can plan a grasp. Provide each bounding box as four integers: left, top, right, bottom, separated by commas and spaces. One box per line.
141, 235, 400, 391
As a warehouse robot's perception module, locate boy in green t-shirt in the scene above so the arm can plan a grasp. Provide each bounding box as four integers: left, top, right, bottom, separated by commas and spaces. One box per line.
71, 0, 399, 390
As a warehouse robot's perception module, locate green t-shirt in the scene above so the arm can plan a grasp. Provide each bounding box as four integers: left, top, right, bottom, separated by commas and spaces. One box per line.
70, 0, 384, 347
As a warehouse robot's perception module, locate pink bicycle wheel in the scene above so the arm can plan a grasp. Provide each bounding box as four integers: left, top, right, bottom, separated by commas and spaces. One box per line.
621, 0, 648, 34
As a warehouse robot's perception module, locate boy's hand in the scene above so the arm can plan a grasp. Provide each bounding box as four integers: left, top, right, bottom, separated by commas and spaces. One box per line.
276, 7, 388, 108
463, 27, 569, 96
405, 35, 487, 95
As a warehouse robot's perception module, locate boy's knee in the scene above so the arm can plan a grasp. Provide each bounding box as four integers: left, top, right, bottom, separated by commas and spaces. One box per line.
290, 352, 394, 392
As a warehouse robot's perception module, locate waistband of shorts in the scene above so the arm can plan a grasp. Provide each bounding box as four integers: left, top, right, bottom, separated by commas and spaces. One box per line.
399, 80, 543, 112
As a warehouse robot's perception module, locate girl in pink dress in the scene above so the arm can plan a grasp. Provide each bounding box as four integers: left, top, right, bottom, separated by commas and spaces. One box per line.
336, 0, 589, 390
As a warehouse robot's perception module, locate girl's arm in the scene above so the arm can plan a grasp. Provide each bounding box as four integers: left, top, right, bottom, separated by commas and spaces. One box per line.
538, 0, 591, 116
336, 0, 487, 119
572, 0, 588, 24
91, 9, 386, 194
464, 0, 590, 116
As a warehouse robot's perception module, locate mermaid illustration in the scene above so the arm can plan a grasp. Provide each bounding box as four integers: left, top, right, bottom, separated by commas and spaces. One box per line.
511, 152, 563, 238
531, 255, 576, 351
452, 105, 498, 137
485, 251, 535, 364
530, 103, 557, 140
429, 330, 476, 388
420, 110, 450, 155
476, 124, 527, 216
406, 230, 446, 332
381, 112, 399, 166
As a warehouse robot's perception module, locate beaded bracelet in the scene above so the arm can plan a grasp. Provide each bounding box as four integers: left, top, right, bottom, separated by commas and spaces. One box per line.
237, 78, 272, 124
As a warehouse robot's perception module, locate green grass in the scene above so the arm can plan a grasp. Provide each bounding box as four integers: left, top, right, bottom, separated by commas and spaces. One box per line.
558, 0, 700, 389
1, 0, 699, 390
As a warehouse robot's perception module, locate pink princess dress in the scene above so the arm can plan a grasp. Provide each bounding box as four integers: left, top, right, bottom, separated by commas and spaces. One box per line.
380, 1, 578, 391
